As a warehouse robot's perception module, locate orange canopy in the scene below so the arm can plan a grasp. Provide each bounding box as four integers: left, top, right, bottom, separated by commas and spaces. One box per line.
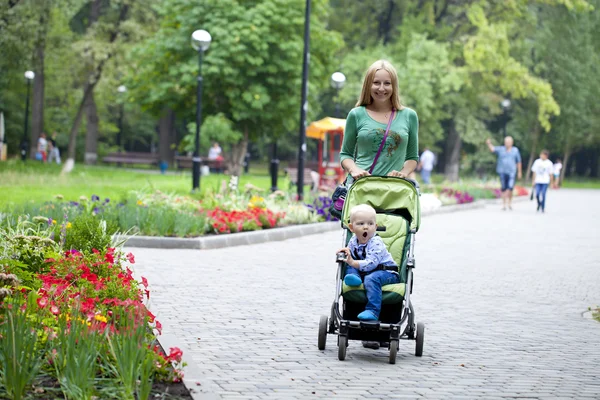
306, 117, 346, 140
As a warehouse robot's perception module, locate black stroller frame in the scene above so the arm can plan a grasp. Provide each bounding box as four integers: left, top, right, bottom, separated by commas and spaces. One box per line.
317, 177, 425, 364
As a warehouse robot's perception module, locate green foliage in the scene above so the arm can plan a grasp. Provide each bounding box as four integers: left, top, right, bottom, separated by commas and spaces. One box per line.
180, 112, 243, 154
0, 293, 46, 400
64, 213, 117, 253
52, 315, 100, 400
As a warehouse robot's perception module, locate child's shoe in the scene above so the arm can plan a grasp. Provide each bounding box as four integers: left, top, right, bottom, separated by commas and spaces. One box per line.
344, 274, 362, 287
357, 310, 378, 321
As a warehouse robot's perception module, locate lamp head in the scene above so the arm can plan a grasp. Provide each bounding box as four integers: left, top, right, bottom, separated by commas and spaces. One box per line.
24, 71, 35, 80
191, 30, 212, 52
331, 72, 346, 90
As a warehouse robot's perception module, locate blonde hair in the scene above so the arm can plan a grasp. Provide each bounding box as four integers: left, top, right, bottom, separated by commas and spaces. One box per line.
355, 60, 402, 110
349, 204, 376, 223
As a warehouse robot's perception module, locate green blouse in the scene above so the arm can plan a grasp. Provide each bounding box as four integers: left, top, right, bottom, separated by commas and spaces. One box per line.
340, 106, 419, 177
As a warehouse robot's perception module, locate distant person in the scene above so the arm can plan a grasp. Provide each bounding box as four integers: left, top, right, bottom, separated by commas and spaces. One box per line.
531, 150, 554, 213
418, 147, 435, 184
208, 142, 223, 160
37, 132, 48, 162
486, 136, 522, 210
48, 132, 61, 164
552, 158, 562, 189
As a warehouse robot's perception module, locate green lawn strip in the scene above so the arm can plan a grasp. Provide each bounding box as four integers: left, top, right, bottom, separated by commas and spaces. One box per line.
561, 180, 600, 189
0, 162, 286, 208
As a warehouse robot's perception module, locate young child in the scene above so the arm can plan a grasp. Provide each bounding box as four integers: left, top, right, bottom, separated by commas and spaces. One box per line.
553, 158, 563, 189
531, 150, 554, 213
337, 204, 399, 321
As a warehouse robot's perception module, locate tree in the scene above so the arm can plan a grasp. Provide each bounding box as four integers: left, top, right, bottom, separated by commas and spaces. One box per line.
127, 0, 343, 176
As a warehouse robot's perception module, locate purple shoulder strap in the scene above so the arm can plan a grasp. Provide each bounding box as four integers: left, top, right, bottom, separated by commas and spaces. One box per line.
369, 109, 396, 174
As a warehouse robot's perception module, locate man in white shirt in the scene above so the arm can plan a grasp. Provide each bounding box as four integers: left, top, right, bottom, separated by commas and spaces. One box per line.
531, 149, 554, 213
418, 147, 435, 184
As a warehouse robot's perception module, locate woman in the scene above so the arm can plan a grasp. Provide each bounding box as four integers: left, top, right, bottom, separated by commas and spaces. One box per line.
340, 60, 419, 182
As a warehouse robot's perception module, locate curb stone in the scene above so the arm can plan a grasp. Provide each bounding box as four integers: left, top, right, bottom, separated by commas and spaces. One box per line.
120, 196, 530, 250
156, 331, 221, 400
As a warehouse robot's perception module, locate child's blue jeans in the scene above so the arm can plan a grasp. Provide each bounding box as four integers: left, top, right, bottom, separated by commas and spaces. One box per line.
535, 183, 549, 211
346, 267, 400, 317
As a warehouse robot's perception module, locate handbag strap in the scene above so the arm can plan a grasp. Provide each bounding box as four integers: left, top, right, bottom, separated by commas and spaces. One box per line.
368, 109, 396, 174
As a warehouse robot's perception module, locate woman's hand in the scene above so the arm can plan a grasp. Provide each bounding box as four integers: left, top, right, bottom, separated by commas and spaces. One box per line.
387, 170, 407, 178
349, 167, 370, 179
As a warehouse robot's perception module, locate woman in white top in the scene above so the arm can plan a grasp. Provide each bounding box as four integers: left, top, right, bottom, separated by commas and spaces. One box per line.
531, 149, 554, 213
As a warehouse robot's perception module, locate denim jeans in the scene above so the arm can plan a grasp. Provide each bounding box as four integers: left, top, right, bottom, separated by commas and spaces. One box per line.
346, 267, 400, 317
420, 169, 432, 184
535, 183, 549, 211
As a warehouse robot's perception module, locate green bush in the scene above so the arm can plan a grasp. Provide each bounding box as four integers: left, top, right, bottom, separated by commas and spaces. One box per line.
64, 213, 118, 253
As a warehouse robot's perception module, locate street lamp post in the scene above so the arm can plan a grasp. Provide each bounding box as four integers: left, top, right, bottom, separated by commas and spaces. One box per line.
330, 71, 346, 117
190, 29, 212, 192
501, 98, 511, 138
270, 141, 279, 192
21, 70, 35, 161
117, 85, 127, 151
296, 0, 311, 201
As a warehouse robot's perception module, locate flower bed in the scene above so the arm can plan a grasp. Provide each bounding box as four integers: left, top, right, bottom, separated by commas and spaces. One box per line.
0, 215, 189, 399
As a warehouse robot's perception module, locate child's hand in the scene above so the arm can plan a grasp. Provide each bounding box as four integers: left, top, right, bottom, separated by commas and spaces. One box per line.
336, 248, 356, 266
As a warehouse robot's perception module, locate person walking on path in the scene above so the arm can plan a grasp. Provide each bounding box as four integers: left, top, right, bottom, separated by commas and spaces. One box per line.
531, 150, 554, 213
418, 147, 435, 184
552, 158, 563, 189
486, 136, 522, 210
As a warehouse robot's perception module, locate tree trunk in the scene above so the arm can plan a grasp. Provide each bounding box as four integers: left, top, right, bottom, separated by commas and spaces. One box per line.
61, 3, 129, 174
29, 41, 45, 159
227, 128, 249, 177
526, 123, 540, 179
158, 108, 175, 165
561, 140, 571, 182
444, 119, 461, 182
84, 91, 99, 164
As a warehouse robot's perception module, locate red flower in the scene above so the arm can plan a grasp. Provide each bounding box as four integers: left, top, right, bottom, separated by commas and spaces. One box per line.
50, 304, 60, 315
141, 276, 148, 288
126, 252, 135, 264
147, 310, 156, 323
155, 320, 163, 335
167, 347, 183, 363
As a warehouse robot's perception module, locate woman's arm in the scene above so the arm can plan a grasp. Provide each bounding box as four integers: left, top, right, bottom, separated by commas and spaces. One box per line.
340, 110, 370, 179
389, 110, 419, 178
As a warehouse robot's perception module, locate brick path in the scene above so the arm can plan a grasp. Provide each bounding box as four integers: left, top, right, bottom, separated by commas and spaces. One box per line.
129, 189, 600, 399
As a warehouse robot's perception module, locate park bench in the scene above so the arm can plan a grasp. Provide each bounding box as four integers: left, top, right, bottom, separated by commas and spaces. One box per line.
174, 155, 224, 172
102, 152, 160, 166
285, 167, 319, 191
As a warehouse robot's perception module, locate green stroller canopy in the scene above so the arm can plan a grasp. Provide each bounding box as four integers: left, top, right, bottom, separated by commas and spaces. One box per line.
342, 176, 421, 232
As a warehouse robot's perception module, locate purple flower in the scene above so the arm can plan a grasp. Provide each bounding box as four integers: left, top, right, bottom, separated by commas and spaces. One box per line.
104, 198, 110, 204
91, 194, 100, 202
69, 201, 79, 207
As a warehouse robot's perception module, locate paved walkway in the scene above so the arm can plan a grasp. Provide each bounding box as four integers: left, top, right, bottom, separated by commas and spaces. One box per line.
129, 189, 600, 399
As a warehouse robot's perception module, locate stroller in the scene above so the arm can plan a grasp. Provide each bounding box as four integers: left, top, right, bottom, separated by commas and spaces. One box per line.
317, 176, 424, 364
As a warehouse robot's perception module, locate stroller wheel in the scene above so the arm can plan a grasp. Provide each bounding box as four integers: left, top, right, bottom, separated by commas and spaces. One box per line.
338, 336, 347, 361
318, 315, 328, 350
389, 340, 398, 364
415, 322, 425, 357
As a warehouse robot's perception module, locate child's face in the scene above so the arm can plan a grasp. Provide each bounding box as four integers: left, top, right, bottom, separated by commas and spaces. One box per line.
349, 211, 377, 244
540, 152, 548, 160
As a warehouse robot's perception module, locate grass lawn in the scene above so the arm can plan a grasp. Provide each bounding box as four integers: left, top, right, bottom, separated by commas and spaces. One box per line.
560, 179, 600, 189
0, 160, 290, 209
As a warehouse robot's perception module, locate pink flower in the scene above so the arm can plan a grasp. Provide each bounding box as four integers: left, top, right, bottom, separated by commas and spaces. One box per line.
50, 304, 60, 315
141, 276, 148, 288
155, 320, 162, 335
126, 252, 135, 264
37, 297, 48, 309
